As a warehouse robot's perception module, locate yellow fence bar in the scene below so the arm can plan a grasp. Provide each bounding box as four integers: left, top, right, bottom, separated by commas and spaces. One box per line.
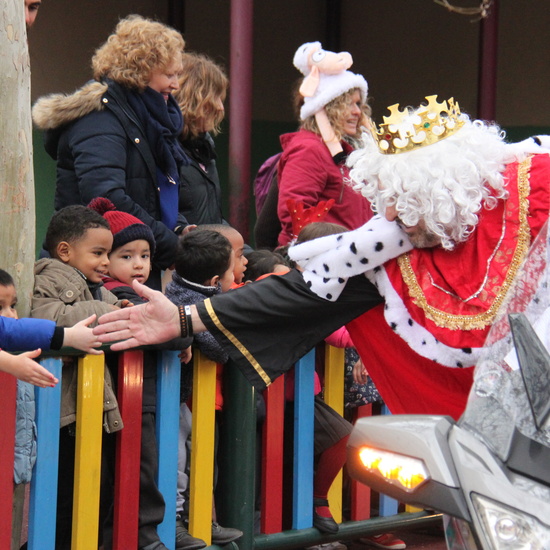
189, 350, 217, 545
323, 343, 346, 523
72, 354, 105, 550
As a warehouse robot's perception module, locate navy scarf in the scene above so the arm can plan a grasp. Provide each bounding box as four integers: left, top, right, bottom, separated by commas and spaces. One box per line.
126, 87, 188, 230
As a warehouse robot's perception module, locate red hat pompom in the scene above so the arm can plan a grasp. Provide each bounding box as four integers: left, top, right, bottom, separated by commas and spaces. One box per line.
88, 197, 117, 216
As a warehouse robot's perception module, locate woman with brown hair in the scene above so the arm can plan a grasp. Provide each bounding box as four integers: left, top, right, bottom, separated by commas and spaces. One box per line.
174, 52, 229, 228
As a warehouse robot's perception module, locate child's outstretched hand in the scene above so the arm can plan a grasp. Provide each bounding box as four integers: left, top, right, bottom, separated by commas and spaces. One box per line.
0, 349, 59, 387
179, 346, 192, 364
63, 314, 104, 355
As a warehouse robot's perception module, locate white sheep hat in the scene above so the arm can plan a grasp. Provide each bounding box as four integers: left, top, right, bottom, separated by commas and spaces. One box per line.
293, 41, 369, 121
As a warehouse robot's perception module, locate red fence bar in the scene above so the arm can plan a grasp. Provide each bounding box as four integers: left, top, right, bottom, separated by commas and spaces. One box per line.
261, 375, 285, 534
113, 350, 144, 549
0, 372, 17, 549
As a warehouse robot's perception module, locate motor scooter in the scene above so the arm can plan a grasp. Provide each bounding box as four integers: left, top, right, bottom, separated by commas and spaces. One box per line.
347, 227, 550, 549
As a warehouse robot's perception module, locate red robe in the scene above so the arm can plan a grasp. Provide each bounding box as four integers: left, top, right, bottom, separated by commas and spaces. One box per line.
348, 154, 550, 420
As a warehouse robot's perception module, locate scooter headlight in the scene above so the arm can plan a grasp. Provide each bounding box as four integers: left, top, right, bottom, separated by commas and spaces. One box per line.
472, 494, 550, 549
357, 446, 430, 492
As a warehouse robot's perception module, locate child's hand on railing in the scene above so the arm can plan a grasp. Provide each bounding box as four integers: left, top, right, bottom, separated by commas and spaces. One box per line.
179, 346, 192, 364
63, 314, 104, 355
0, 349, 58, 387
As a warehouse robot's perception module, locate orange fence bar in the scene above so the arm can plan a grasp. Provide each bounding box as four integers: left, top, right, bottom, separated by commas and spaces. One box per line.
350, 404, 373, 521
261, 375, 285, 534
324, 343, 346, 523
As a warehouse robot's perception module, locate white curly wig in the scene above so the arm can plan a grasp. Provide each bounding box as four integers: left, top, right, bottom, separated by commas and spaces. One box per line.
348, 116, 512, 250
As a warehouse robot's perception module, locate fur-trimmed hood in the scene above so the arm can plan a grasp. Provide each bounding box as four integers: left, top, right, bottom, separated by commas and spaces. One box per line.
32, 80, 108, 131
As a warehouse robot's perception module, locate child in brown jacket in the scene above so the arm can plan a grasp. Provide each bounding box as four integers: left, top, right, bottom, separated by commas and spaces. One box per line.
31, 204, 127, 550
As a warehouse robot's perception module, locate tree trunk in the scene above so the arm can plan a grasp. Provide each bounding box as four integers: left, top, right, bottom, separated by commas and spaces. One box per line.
0, 3, 35, 316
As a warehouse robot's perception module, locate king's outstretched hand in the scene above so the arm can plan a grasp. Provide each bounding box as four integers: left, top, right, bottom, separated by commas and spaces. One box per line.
93, 280, 180, 351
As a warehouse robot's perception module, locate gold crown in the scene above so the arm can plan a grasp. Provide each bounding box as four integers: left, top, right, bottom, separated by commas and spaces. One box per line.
372, 95, 466, 154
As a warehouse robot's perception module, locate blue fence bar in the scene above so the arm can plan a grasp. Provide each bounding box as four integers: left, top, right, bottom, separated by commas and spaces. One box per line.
156, 350, 182, 550
28, 357, 62, 550
292, 349, 315, 530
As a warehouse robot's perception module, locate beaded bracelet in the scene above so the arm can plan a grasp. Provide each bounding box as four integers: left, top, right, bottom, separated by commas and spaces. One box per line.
178, 305, 188, 338
178, 304, 194, 338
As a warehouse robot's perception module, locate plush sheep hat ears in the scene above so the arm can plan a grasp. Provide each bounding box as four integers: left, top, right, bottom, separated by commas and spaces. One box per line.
293, 41, 368, 121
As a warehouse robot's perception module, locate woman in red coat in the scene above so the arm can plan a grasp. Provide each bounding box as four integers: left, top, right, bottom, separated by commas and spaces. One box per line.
277, 41, 373, 245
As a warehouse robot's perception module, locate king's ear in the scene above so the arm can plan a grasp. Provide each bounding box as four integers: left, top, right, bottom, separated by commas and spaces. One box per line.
299, 65, 320, 97
56, 241, 71, 263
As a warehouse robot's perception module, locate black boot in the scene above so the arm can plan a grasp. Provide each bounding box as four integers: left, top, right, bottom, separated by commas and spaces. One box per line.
312, 498, 339, 534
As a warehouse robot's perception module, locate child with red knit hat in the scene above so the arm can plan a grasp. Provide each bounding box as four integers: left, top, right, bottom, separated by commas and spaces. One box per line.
89, 197, 157, 297
88, 197, 192, 550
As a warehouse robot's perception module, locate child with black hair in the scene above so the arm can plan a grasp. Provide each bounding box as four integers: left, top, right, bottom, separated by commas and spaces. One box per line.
242, 249, 289, 283
30, 204, 130, 550
165, 229, 243, 548
195, 224, 248, 286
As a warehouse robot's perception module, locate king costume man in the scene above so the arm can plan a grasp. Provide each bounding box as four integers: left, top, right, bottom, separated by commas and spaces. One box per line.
192, 96, 550, 420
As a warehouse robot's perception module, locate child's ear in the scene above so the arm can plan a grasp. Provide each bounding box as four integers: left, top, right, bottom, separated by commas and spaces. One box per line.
208, 275, 220, 287
56, 241, 71, 263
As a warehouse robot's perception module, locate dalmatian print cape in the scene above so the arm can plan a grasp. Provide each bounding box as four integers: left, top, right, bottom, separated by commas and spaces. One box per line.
288, 215, 412, 301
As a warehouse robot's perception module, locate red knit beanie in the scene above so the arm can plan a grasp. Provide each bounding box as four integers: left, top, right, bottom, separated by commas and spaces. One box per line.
87, 197, 156, 255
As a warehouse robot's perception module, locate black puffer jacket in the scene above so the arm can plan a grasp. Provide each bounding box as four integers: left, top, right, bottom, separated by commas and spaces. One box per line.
178, 133, 226, 226
32, 79, 182, 283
